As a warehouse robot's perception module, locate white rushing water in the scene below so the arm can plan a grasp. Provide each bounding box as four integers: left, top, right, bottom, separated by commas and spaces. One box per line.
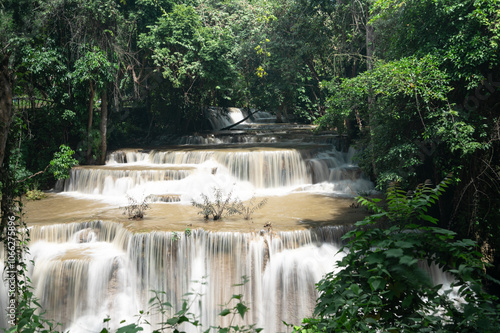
62, 146, 374, 206
5, 222, 349, 332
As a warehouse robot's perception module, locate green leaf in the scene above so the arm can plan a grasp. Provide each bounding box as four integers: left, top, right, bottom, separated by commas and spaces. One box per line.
394, 241, 414, 249
166, 317, 179, 325
219, 308, 231, 316
350, 284, 360, 295
399, 255, 418, 266
116, 324, 143, 333
236, 302, 248, 318
384, 248, 404, 258
368, 277, 385, 291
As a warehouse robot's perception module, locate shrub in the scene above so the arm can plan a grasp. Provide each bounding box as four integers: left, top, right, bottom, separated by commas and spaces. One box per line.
237, 197, 268, 220
25, 188, 47, 200
122, 194, 151, 220
191, 187, 241, 221
49, 144, 79, 180
192, 188, 269, 221
295, 176, 500, 332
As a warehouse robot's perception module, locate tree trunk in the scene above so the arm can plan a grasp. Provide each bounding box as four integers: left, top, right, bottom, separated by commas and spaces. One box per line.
366, 21, 377, 177
276, 104, 283, 123
366, 24, 374, 71
0, 53, 13, 169
99, 87, 108, 165
86, 81, 95, 164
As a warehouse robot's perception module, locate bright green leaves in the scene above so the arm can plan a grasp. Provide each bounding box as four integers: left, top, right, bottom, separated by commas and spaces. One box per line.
318, 53, 489, 189
139, 1, 239, 115
49, 144, 79, 180
72, 45, 115, 89
316, 0, 500, 202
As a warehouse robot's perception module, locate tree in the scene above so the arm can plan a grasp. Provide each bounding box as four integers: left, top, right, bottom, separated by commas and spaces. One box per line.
315, 0, 500, 285
72, 46, 115, 164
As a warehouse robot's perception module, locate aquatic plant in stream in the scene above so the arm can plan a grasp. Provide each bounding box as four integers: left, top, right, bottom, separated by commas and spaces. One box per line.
122, 194, 151, 220
237, 197, 268, 220
191, 187, 241, 221
25, 188, 47, 201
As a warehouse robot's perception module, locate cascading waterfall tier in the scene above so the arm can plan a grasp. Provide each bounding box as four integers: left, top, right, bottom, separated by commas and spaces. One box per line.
21, 221, 351, 332
64, 166, 193, 195
62, 146, 374, 205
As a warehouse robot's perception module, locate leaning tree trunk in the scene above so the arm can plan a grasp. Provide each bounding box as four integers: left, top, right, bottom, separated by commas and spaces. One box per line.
99, 87, 108, 165
86, 80, 95, 164
0, 53, 13, 169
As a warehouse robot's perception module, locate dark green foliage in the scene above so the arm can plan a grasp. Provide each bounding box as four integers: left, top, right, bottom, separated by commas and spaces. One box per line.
295, 177, 500, 332
314, 0, 500, 287
318, 55, 462, 187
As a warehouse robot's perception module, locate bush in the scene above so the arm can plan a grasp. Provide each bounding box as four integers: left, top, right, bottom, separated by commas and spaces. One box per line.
191, 187, 241, 221
25, 188, 47, 200
237, 197, 268, 220
295, 176, 500, 332
49, 144, 79, 180
122, 194, 151, 220
192, 188, 268, 221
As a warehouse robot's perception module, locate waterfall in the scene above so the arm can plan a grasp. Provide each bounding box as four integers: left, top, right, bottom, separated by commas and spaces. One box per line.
64, 167, 192, 195
62, 146, 375, 206
205, 107, 250, 130
2, 112, 379, 331
7, 222, 349, 332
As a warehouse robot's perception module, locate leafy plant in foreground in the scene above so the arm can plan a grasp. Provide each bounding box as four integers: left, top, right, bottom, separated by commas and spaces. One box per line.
97, 276, 262, 333
294, 176, 500, 332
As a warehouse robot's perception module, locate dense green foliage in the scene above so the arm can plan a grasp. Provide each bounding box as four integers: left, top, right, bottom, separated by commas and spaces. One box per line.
295, 178, 500, 332
322, 0, 500, 291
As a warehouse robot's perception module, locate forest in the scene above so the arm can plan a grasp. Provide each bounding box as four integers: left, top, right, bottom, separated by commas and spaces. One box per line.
1, 0, 500, 332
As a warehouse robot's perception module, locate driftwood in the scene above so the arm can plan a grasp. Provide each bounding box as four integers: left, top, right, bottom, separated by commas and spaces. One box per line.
219, 108, 260, 131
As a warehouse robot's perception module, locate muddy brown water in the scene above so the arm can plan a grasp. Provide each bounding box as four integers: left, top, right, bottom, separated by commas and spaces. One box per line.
24, 192, 368, 233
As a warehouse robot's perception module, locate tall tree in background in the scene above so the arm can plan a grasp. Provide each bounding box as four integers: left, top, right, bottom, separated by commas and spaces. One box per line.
315, 0, 500, 285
